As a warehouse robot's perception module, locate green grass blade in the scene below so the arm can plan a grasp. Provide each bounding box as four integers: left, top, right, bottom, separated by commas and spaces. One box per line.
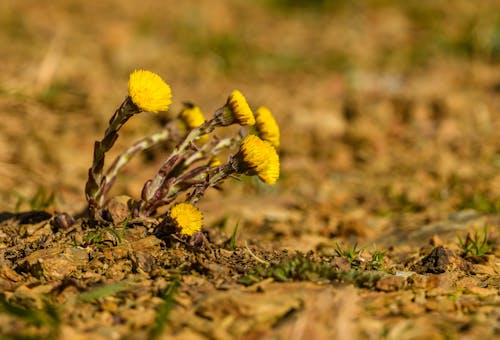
149, 280, 179, 340
0, 295, 60, 339
78, 280, 132, 303
229, 221, 239, 250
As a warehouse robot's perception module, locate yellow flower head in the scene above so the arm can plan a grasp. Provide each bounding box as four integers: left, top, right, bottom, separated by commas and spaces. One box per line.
180, 103, 205, 130
169, 202, 203, 236
215, 90, 255, 127
237, 135, 280, 185
208, 156, 221, 168
226, 90, 255, 126
255, 106, 280, 148
128, 70, 172, 113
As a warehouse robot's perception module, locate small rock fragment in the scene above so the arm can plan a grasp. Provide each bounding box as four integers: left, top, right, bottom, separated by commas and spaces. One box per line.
51, 213, 76, 232
106, 195, 133, 223
411, 246, 470, 274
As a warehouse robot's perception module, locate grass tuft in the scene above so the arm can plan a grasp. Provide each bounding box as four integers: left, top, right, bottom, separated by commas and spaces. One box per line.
457, 227, 494, 257
334, 242, 364, 268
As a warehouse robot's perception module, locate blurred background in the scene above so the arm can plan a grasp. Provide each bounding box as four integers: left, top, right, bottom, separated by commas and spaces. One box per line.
1, 0, 500, 244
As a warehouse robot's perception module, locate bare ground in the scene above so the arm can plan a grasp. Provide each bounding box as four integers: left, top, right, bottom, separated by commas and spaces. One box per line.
0, 1, 499, 339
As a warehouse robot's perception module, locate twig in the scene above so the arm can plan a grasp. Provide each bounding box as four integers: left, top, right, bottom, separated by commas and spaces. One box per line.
245, 241, 269, 265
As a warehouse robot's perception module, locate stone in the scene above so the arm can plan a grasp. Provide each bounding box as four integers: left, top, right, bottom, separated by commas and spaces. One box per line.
411, 246, 470, 274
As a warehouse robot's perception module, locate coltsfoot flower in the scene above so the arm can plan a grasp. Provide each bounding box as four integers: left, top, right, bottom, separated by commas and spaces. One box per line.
208, 156, 221, 168
215, 90, 255, 126
128, 70, 172, 113
169, 202, 203, 236
228, 90, 255, 125
179, 102, 209, 142
234, 135, 280, 185
255, 106, 280, 148
180, 103, 205, 129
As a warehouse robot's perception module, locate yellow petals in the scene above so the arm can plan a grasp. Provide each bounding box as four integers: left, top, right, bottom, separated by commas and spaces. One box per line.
255, 106, 280, 148
128, 70, 172, 113
227, 90, 255, 126
180, 103, 205, 129
169, 202, 203, 236
238, 135, 280, 185
208, 156, 221, 168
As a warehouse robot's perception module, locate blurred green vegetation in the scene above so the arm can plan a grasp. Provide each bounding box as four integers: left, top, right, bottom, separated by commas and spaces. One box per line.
2, 1, 497, 80
15, 187, 56, 212
77, 280, 132, 303
148, 280, 179, 340
0, 8, 32, 41
238, 252, 384, 287
170, 0, 500, 76
0, 295, 60, 340
37, 81, 88, 110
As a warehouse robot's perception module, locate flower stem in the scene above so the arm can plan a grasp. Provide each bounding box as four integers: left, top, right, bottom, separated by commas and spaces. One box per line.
137, 119, 217, 216
85, 96, 138, 220
94, 127, 172, 208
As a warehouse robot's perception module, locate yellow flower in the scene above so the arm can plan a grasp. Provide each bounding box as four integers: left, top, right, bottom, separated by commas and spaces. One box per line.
128, 70, 172, 113
169, 202, 203, 236
227, 90, 255, 126
255, 106, 280, 148
208, 156, 221, 168
180, 103, 205, 129
237, 135, 280, 185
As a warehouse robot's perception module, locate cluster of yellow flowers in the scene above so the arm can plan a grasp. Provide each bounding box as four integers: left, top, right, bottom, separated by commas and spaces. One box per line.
85, 69, 280, 238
